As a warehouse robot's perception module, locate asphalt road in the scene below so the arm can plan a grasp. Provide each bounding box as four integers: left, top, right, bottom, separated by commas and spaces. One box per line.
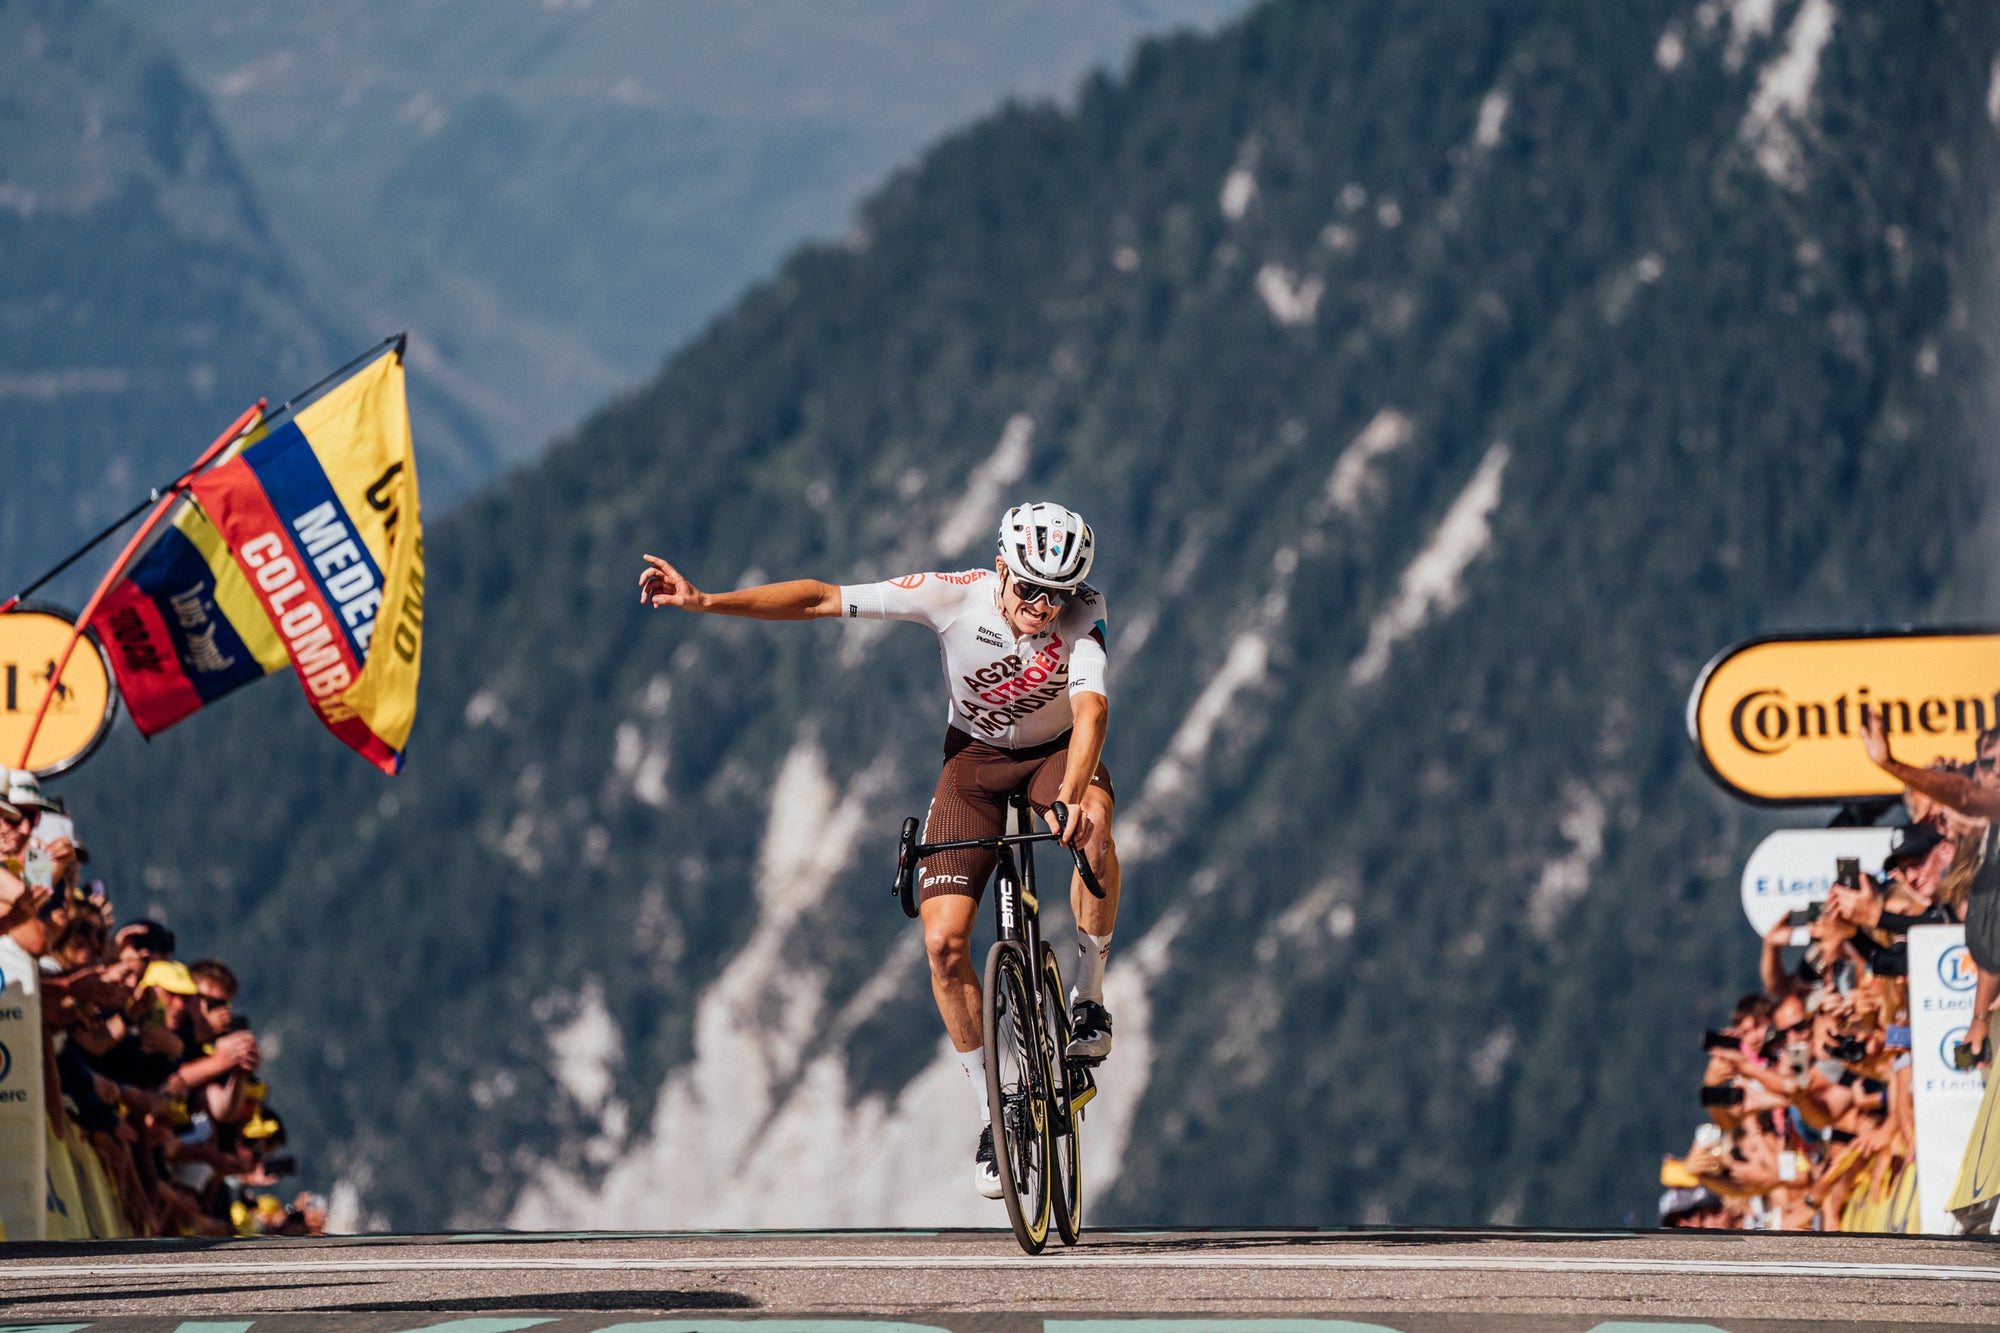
2, 1228, 1998, 1332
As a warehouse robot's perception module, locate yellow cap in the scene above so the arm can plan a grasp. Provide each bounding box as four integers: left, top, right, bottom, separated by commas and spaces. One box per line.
140, 959, 198, 996
1660, 1156, 1702, 1188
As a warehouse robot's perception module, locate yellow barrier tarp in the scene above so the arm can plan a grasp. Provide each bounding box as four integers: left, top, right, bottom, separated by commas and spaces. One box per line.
43, 1118, 90, 1240
1947, 1069, 2000, 1233
65, 1122, 131, 1239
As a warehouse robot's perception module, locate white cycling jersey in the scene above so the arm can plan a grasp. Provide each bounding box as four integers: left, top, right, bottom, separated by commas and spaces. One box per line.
839, 569, 1107, 749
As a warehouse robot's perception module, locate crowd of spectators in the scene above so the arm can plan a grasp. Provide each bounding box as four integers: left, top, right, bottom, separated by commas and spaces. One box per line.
1660, 710, 2000, 1230
0, 767, 325, 1238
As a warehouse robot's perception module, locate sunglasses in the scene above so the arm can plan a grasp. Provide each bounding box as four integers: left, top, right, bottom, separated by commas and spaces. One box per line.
1977, 757, 1997, 771
197, 993, 232, 1010
1009, 578, 1071, 607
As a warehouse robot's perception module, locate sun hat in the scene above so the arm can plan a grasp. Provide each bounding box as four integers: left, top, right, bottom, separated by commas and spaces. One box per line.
1, 770, 57, 814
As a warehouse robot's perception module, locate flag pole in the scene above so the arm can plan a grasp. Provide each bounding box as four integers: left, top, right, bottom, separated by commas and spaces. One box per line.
11, 400, 266, 771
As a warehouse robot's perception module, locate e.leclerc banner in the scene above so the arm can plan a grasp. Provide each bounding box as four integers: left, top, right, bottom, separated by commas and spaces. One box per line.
1688, 628, 2000, 805
1738, 826, 1895, 937
189, 346, 423, 774
1909, 926, 1984, 1234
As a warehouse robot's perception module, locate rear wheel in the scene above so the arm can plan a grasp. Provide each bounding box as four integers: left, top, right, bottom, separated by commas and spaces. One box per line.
1040, 942, 1083, 1244
984, 939, 1051, 1253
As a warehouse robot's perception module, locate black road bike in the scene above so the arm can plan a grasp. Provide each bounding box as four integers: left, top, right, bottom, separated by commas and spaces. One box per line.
894, 796, 1106, 1254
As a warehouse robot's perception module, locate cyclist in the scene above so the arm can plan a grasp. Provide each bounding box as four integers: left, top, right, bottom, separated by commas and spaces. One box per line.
639, 501, 1121, 1198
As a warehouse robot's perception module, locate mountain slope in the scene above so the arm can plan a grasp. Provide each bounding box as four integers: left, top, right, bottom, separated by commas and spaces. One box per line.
105, 0, 1254, 497
58, 0, 2000, 1230
0, 0, 336, 602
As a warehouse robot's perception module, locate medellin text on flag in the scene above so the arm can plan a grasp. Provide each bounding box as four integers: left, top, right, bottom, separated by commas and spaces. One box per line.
188, 346, 424, 773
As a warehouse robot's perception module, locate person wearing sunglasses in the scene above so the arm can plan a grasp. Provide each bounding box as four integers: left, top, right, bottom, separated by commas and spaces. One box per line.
640, 501, 1121, 1200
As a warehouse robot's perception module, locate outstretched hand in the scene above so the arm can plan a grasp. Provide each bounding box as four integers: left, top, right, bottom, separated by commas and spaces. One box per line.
1861, 705, 1892, 768
639, 554, 704, 611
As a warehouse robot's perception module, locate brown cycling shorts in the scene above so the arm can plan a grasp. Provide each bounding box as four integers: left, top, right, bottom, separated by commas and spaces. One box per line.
917, 725, 1115, 905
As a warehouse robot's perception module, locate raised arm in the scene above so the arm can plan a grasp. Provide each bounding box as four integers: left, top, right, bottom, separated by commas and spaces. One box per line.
1862, 707, 2000, 820
639, 554, 841, 620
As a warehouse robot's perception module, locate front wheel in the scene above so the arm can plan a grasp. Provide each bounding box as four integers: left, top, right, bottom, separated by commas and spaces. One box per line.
1040, 942, 1083, 1244
984, 939, 1052, 1254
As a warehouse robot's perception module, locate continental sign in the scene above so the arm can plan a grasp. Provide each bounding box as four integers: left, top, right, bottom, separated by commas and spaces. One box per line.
1688, 628, 2000, 805
0, 603, 118, 778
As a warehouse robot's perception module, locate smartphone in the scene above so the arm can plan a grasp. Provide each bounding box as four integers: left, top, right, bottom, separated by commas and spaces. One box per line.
1835, 857, 1860, 889
1699, 1084, 1746, 1107
1702, 1029, 1737, 1051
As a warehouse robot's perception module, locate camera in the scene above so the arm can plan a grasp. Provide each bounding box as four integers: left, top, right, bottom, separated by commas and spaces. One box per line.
1827, 1034, 1867, 1063
1699, 1084, 1745, 1107
1701, 1029, 1737, 1052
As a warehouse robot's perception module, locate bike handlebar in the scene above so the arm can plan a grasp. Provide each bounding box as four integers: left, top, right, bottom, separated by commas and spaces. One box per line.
893, 800, 1105, 918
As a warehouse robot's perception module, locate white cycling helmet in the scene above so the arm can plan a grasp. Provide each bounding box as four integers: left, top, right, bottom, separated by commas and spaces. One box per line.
998, 502, 1094, 589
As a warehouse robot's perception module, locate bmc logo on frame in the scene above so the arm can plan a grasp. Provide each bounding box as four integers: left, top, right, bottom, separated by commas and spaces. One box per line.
1940, 944, 1976, 992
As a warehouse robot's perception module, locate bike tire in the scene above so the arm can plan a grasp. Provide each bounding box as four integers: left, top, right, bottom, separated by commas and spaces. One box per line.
983, 939, 1052, 1254
1040, 941, 1083, 1245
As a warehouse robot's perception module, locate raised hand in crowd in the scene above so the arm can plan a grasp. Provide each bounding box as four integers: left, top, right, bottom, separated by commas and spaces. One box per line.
1863, 706, 2000, 819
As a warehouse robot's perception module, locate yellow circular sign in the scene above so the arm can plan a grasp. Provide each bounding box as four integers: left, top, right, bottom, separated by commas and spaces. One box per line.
1688, 628, 2000, 805
0, 605, 119, 778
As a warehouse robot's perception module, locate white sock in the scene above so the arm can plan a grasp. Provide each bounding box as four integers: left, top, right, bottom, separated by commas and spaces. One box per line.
1071, 929, 1112, 1004
958, 1046, 990, 1123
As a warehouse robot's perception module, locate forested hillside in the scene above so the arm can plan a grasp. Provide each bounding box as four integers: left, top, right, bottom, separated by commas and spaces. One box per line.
58, 0, 2000, 1230
104, 0, 1251, 496
0, 0, 334, 599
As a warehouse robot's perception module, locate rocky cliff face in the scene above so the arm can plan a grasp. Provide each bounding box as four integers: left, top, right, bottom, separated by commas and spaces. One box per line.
57, 0, 2000, 1230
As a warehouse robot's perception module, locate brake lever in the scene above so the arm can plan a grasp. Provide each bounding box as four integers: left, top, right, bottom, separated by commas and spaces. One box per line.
1048, 801, 1106, 899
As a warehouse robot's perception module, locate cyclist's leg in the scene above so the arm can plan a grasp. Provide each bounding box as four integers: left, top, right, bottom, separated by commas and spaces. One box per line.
917, 734, 1003, 1052
920, 891, 983, 1050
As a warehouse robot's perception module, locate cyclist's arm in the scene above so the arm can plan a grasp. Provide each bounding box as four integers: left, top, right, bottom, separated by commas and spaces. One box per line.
641, 553, 840, 619
1057, 691, 1108, 811
696, 579, 842, 620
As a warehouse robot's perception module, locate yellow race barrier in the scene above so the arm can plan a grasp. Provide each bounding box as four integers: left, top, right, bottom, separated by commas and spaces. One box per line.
1948, 1070, 2000, 1234
64, 1121, 131, 1239
43, 1118, 90, 1240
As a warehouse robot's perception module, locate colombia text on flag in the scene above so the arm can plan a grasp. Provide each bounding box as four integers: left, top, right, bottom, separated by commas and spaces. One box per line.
188, 346, 424, 773
89, 487, 289, 736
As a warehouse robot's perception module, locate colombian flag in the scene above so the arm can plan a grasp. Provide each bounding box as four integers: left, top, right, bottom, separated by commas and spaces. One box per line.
89, 485, 290, 736
188, 347, 424, 773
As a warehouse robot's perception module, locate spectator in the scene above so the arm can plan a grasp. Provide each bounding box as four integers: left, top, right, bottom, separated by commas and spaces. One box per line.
0, 780, 324, 1239
1660, 710, 1994, 1230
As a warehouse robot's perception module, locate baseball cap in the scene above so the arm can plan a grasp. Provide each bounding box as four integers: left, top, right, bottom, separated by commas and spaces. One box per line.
140, 959, 199, 996
1884, 821, 1945, 869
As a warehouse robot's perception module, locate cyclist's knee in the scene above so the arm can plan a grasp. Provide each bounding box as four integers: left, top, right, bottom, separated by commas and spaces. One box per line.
925, 919, 974, 974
